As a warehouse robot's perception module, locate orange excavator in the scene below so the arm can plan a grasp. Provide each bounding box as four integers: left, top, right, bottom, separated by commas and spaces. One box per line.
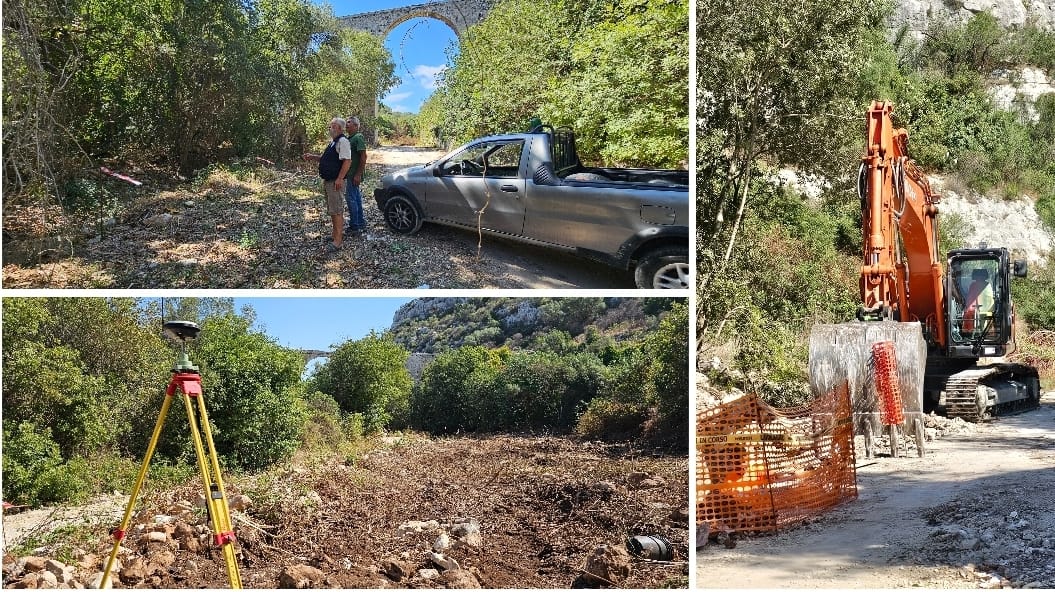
809, 102, 1040, 438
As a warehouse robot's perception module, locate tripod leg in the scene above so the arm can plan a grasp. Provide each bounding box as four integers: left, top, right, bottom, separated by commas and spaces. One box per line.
181, 392, 243, 588
100, 393, 176, 589
192, 390, 242, 588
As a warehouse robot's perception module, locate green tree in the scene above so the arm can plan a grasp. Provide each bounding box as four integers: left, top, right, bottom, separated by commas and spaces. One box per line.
435, 0, 687, 167
311, 332, 412, 431
438, 0, 563, 143
546, 0, 688, 167
1, 298, 172, 457
644, 301, 689, 422
302, 28, 398, 146
698, 0, 883, 269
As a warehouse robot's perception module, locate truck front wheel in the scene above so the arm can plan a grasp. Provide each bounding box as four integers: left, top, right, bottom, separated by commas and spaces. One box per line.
634, 246, 689, 289
383, 194, 424, 235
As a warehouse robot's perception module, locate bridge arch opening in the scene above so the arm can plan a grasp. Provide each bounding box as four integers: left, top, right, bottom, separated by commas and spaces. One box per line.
380, 17, 459, 114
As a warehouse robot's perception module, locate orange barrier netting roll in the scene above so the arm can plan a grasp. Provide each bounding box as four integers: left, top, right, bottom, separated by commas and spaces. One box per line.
696, 382, 858, 533
871, 341, 905, 426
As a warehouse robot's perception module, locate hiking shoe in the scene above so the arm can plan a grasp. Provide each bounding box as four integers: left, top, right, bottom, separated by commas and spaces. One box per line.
325, 242, 342, 253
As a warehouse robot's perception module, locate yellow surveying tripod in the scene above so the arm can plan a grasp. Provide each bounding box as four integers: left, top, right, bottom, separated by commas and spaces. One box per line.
100, 321, 242, 588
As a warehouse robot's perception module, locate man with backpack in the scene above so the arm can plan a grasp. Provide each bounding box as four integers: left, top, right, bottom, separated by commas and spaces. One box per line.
303, 117, 351, 253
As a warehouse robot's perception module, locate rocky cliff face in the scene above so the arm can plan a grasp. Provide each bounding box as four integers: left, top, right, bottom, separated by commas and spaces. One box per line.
386, 297, 663, 354
989, 67, 1054, 121
931, 176, 1055, 265
391, 298, 469, 327
891, 0, 1055, 37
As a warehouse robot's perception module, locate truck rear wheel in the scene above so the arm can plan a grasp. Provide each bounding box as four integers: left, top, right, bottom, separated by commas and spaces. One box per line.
383, 194, 424, 235
634, 246, 689, 289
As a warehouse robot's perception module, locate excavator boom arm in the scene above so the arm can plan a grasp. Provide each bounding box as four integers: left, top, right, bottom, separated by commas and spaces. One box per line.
859, 101, 947, 349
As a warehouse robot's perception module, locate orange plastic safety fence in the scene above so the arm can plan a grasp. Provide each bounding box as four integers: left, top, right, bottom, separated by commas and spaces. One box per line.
872, 341, 905, 426
696, 383, 858, 533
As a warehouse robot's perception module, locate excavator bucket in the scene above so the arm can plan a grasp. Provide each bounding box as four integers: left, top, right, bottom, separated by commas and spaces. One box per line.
808, 321, 927, 457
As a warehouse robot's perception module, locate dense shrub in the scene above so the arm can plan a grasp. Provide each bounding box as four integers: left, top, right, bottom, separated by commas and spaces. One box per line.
574, 398, 649, 441
409, 346, 492, 433
2, 423, 66, 505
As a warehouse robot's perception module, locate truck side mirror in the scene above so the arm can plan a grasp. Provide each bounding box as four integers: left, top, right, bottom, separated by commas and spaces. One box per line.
432, 163, 442, 177
1013, 259, 1028, 278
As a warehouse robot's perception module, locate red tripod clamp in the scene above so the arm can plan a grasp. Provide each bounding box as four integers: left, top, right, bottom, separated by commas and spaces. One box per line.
166, 372, 203, 398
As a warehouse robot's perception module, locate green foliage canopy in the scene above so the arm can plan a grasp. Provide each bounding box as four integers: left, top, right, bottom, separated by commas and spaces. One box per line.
310, 332, 412, 431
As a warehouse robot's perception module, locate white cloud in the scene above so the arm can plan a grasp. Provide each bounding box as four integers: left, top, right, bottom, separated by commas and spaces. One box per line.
383, 91, 413, 103
388, 104, 411, 113
413, 64, 447, 90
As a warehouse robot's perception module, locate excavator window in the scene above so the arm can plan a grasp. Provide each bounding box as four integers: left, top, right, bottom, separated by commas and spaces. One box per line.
949, 258, 1003, 343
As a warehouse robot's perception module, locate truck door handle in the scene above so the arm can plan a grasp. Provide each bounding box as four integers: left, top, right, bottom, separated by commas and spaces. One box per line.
500, 185, 518, 193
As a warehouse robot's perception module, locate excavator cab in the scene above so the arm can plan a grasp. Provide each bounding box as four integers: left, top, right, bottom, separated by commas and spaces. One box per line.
945, 247, 1024, 358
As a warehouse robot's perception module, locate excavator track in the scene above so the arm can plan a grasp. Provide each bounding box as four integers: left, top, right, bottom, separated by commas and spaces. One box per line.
943, 365, 1041, 422
943, 368, 999, 421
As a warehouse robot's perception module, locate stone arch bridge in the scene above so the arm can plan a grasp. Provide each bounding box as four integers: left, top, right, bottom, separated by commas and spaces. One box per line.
338, 0, 493, 38
299, 350, 436, 382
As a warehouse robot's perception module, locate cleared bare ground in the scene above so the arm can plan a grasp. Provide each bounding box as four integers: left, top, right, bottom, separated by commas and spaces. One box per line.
3, 435, 688, 589
2, 147, 632, 289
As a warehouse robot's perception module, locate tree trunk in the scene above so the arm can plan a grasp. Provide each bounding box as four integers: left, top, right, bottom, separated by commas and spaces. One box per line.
721, 165, 751, 266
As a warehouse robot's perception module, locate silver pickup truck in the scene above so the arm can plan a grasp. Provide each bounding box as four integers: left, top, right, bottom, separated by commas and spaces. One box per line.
373, 128, 689, 289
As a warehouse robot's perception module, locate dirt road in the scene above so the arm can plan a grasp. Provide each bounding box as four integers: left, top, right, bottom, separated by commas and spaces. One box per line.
697, 392, 1055, 589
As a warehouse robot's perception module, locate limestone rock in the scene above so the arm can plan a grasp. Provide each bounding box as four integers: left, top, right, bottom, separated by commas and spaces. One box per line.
451, 519, 480, 538
119, 557, 151, 584
145, 531, 169, 543
23, 557, 48, 573
144, 213, 174, 227
582, 544, 631, 586
381, 559, 411, 582
440, 569, 482, 589
430, 552, 460, 571
38, 571, 58, 589
228, 494, 252, 511
417, 568, 440, 580
434, 533, 451, 552
398, 519, 440, 536
87, 572, 112, 589
278, 564, 325, 589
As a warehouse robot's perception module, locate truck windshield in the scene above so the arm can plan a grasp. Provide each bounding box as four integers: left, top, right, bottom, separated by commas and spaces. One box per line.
438, 140, 524, 178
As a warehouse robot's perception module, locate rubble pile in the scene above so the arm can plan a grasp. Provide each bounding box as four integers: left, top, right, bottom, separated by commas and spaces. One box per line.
924, 491, 1055, 589
2, 496, 224, 589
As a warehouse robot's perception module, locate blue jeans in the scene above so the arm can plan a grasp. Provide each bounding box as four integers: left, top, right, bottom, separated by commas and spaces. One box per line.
345, 182, 366, 231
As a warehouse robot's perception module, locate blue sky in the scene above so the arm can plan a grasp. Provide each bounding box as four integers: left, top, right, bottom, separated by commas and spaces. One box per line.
235, 297, 412, 351
320, 0, 460, 113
